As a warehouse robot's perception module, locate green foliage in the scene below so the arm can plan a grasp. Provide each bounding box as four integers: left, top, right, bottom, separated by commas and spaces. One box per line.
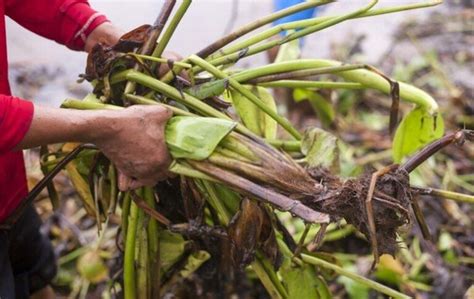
293, 88, 335, 127
392, 107, 444, 162
281, 260, 331, 299
77, 250, 109, 284
227, 86, 278, 138
337, 264, 370, 299
179, 251, 211, 278
185, 79, 228, 100
302, 127, 340, 173
165, 116, 236, 160
160, 230, 189, 274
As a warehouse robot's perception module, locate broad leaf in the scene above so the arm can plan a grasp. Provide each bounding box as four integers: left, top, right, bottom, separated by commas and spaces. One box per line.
302, 128, 340, 173
165, 116, 236, 160
281, 258, 330, 299
392, 107, 444, 162
228, 86, 278, 138
160, 230, 189, 274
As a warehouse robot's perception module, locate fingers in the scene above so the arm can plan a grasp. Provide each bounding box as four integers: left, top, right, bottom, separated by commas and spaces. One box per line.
118, 170, 171, 192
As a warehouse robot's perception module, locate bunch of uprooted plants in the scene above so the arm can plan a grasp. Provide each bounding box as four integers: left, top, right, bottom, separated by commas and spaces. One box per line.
22, 0, 474, 298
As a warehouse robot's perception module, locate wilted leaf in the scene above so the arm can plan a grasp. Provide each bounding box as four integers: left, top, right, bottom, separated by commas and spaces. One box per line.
77, 250, 108, 284
228, 86, 277, 138
63, 151, 96, 216
228, 198, 264, 268
293, 89, 335, 127
392, 107, 444, 162
165, 116, 236, 160
302, 128, 340, 173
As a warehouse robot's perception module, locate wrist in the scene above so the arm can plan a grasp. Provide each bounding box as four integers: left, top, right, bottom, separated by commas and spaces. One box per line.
78, 110, 120, 144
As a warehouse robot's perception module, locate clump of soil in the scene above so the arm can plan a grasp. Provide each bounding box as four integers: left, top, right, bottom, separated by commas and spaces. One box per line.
305, 167, 412, 256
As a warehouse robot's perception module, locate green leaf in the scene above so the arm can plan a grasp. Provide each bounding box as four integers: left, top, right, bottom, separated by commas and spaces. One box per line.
228, 86, 278, 138
293, 89, 335, 127
280, 260, 321, 299
274, 30, 301, 63
256, 86, 278, 139
302, 128, 340, 173
338, 264, 370, 299
375, 255, 405, 286
165, 116, 236, 160
160, 230, 189, 274
179, 251, 211, 278
185, 79, 228, 100
77, 250, 109, 284
392, 107, 444, 162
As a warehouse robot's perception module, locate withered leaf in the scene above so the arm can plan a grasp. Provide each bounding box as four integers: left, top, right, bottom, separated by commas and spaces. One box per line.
228, 198, 281, 269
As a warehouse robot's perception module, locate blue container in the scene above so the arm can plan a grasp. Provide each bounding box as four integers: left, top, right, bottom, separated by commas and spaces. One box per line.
273, 0, 319, 25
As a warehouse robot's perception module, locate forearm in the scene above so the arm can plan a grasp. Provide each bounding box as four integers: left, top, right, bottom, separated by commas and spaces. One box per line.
16, 105, 114, 149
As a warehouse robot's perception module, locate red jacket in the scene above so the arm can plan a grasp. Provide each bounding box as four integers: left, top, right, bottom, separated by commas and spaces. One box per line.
0, 0, 108, 222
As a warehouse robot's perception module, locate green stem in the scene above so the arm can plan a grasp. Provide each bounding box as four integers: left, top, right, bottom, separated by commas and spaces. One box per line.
169, 161, 218, 182
129, 53, 192, 68
121, 192, 131, 240
123, 70, 253, 136
301, 254, 411, 299
151, 0, 192, 67
415, 187, 474, 204
209, 0, 441, 62
197, 0, 333, 58
197, 180, 287, 299
144, 187, 160, 298
248, 64, 367, 84
205, 1, 377, 70
124, 94, 195, 116
201, 180, 232, 224
260, 81, 364, 90
61, 99, 122, 110
189, 55, 301, 139
122, 0, 176, 101
124, 201, 139, 299
161, 0, 441, 83
267, 139, 301, 152
136, 206, 149, 299
232, 59, 438, 113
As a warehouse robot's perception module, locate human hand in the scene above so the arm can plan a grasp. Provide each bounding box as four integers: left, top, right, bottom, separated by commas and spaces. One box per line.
85, 22, 124, 53
92, 105, 173, 191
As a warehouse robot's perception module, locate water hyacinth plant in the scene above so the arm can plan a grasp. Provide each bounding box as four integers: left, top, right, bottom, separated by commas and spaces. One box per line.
25, 0, 474, 298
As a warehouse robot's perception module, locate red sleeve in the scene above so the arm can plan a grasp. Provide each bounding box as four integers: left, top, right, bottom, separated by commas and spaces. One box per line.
0, 95, 34, 154
4, 0, 109, 50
